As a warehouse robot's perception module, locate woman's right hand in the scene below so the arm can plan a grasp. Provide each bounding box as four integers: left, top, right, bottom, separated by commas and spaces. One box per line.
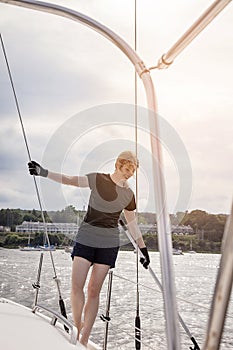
28, 161, 48, 177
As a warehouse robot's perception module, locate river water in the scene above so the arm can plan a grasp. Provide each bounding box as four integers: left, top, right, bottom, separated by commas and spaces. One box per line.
0, 248, 232, 349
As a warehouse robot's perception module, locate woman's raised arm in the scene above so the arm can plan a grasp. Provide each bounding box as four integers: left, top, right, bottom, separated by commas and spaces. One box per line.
48, 171, 89, 187
28, 160, 89, 187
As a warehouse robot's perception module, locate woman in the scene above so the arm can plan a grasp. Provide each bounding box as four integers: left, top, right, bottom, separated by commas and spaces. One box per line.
28, 150, 150, 346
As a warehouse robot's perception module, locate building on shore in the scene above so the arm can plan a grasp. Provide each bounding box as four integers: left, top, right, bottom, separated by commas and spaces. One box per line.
171, 224, 194, 235
0, 226, 11, 232
16, 221, 79, 235
16, 221, 194, 236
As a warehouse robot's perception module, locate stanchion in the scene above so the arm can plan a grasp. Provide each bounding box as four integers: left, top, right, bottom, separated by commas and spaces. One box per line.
100, 270, 114, 350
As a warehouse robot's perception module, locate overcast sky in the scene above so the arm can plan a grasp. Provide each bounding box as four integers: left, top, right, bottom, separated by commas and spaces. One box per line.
0, 0, 232, 214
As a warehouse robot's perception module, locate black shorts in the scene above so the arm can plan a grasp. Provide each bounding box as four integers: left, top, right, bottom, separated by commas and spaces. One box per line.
71, 242, 119, 268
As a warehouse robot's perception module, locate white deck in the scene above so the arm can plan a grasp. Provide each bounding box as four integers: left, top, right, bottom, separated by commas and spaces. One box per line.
0, 298, 100, 350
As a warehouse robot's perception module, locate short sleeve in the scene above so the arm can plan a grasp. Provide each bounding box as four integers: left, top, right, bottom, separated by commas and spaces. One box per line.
125, 191, 136, 211
86, 173, 97, 190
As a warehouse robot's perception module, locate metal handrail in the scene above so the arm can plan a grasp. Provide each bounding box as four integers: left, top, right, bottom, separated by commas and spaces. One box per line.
33, 303, 78, 344
101, 270, 114, 350
0, 1, 182, 348
153, 0, 232, 69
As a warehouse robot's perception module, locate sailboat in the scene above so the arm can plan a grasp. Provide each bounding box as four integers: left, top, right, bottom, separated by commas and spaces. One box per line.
188, 239, 197, 254
19, 233, 56, 251
172, 247, 184, 255
0, 1, 232, 350
19, 232, 42, 251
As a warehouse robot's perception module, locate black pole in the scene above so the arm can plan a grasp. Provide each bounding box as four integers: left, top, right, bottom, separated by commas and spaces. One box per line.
32, 252, 44, 308
135, 312, 141, 349
119, 219, 200, 350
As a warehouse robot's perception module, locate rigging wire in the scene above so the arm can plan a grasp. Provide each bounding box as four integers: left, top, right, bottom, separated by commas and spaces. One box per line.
112, 272, 208, 311
106, 321, 156, 350
0, 33, 68, 323
119, 220, 201, 350
134, 1, 141, 349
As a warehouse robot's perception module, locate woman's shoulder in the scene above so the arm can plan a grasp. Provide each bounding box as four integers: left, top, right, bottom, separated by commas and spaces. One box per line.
86, 172, 109, 187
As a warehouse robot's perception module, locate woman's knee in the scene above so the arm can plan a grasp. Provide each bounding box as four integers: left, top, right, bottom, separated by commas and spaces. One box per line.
87, 282, 100, 299
72, 280, 84, 296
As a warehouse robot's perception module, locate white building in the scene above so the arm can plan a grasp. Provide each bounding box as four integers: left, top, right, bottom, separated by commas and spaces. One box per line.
16, 221, 194, 236
171, 224, 194, 235
0, 226, 11, 232
16, 221, 78, 235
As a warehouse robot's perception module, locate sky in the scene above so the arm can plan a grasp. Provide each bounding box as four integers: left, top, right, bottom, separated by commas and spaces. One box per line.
0, 0, 232, 215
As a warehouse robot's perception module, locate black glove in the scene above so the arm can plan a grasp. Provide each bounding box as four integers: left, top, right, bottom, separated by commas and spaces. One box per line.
140, 247, 150, 269
28, 160, 48, 177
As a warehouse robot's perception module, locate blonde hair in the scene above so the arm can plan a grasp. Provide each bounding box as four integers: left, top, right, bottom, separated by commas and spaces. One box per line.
115, 151, 139, 170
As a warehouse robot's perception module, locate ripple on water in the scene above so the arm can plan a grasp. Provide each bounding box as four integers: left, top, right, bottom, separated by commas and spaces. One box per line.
0, 249, 232, 349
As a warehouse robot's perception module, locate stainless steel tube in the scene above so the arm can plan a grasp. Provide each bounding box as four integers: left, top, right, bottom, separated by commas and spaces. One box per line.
156, 0, 232, 69
0, 1, 181, 348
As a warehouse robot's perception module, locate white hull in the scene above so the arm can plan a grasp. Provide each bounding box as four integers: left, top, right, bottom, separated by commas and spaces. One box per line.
0, 298, 100, 350
19, 246, 43, 251
19, 246, 56, 251
172, 248, 184, 255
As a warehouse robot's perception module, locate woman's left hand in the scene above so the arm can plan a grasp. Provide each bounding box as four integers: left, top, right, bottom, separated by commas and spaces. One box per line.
139, 247, 150, 269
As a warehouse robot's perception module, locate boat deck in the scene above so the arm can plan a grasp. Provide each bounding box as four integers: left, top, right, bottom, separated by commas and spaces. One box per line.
0, 298, 100, 350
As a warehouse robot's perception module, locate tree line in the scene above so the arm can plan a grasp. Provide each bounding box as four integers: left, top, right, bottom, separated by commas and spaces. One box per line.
0, 205, 85, 230
0, 206, 228, 252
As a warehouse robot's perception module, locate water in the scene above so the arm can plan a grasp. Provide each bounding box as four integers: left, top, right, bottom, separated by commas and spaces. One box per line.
0, 248, 232, 349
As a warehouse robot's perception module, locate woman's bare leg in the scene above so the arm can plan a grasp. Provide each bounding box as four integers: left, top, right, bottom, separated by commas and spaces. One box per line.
80, 263, 110, 346
71, 257, 92, 339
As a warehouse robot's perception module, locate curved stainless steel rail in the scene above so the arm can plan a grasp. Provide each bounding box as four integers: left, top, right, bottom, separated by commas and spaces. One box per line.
155, 0, 232, 69
0, 1, 180, 348
33, 303, 78, 344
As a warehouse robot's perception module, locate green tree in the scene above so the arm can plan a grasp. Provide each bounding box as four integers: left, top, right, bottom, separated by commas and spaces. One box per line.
4, 234, 20, 246
181, 210, 208, 229
143, 233, 158, 250
33, 232, 44, 246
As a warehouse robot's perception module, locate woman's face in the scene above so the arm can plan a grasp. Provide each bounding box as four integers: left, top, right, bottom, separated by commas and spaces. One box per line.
118, 162, 136, 180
